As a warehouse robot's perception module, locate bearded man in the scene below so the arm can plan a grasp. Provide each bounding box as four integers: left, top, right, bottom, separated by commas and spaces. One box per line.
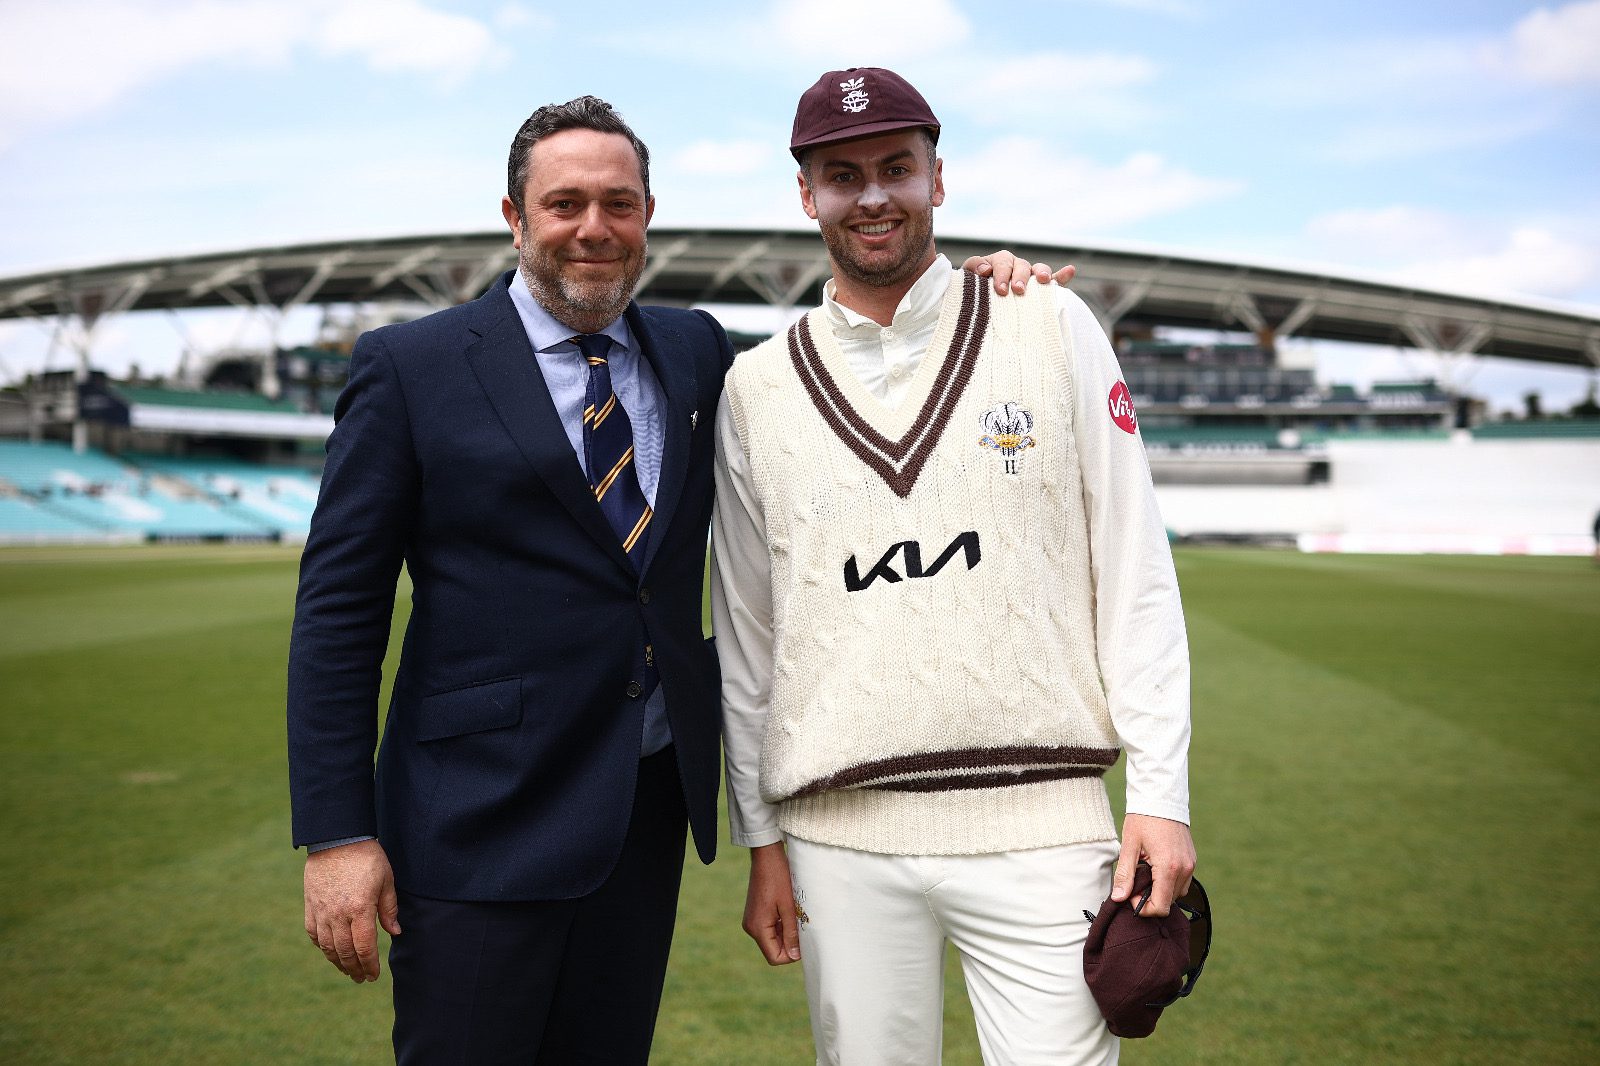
288, 94, 1058, 1063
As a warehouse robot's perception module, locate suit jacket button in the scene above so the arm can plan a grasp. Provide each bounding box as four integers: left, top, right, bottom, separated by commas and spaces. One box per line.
626, 681, 643, 698
638, 588, 652, 605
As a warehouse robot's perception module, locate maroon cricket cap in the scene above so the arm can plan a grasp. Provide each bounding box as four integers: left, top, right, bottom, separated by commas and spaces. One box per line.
1083, 862, 1212, 1039
790, 67, 941, 162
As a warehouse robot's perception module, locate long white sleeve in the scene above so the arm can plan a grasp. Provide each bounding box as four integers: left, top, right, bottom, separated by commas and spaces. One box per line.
1058, 287, 1192, 825
710, 390, 785, 847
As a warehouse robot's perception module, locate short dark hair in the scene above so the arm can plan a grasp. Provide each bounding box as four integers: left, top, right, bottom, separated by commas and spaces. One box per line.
797, 127, 938, 186
507, 95, 651, 214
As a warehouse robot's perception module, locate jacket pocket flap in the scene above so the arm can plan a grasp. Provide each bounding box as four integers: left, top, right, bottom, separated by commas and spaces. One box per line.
415, 677, 522, 741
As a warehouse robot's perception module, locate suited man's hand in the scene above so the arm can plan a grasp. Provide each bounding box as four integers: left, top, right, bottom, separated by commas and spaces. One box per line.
962, 251, 1077, 295
304, 839, 401, 983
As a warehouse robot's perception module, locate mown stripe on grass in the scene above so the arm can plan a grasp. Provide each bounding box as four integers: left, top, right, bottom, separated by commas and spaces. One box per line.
0, 818, 393, 1066
1157, 609, 1600, 1065
0, 570, 301, 659
1177, 550, 1600, 784
1187, 549, 1600, 620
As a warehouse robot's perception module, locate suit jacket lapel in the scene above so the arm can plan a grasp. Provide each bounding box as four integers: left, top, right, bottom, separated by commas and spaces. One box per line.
629, 304, 695, 577
463, 279, 634, 572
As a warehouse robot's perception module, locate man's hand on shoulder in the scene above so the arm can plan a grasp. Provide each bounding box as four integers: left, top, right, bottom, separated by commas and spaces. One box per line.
304, 838, 401, 983
962, 251, 1077, 295
1112, 813, 1196, 918
743, 842, 802, 966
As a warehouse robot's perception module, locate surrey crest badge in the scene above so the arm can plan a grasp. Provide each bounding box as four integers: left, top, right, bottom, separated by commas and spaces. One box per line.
978, 401, 1037, 474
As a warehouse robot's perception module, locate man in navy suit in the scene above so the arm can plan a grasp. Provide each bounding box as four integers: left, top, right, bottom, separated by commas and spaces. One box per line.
289, 96, 731, 1063
289, 93, 1067, 1063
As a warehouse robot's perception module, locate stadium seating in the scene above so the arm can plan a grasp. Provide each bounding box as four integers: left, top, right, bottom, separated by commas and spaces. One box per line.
1139, 425, 1285, 448
0, 439, 141, 494
0, 497, 109, 542
127, 455, 319, 536
0, 441, 307, 542
41, 489, 271, 539
1471, 419, 1600, 440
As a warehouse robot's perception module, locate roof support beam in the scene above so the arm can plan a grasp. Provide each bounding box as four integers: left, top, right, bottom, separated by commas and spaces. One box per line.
2, 232, 1598, 391
1076, 274, 1156, 336
1400, 314, 1493, 391
742, 257, 831, 314
187, 259, 260, 300
369, 245, 443, 292
700, 239, 771, 301
1221, 290, 1267, 336
1275, 294, 1320, 339
281, 252, 351, 314
635, 237, 695, 293
460, 249, 517, 302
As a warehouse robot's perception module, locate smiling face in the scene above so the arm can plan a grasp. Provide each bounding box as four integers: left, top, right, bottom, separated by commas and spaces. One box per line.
500, 127, 655, 334
799, 128, 944, 300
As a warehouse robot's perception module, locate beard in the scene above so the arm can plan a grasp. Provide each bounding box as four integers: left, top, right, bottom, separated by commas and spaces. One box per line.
519, 225, 646, 334
816, 204, 936, 291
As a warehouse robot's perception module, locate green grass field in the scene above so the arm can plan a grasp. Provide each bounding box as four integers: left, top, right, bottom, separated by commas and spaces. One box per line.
1, 546, 1597, 1064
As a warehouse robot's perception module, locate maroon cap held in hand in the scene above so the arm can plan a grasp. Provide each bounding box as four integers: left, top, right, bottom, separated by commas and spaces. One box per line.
1083, 861, 1212, 1039
790, 67, 941, 162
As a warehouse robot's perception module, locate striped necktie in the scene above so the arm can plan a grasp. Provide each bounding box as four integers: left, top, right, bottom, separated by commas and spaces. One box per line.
577, 334, 652, 566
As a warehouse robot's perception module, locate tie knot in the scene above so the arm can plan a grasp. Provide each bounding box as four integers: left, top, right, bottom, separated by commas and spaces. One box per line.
575, 334, 611, 365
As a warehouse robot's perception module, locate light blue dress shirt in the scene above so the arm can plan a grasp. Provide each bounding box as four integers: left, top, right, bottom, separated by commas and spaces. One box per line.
506, 271, 673, 758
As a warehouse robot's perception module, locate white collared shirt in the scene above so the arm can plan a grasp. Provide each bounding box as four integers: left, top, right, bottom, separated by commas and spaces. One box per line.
821, 254, 952, 408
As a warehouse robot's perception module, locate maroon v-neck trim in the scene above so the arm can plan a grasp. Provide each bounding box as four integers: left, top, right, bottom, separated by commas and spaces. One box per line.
787, 271, 989, 498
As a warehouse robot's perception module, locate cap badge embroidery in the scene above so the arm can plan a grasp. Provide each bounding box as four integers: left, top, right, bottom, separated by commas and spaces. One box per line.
840, 76, 869, 114
978, 401, 1037, 475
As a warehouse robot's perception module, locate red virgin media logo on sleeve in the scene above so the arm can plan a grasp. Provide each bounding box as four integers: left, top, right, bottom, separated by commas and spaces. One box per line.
1108, 382, 1138, 434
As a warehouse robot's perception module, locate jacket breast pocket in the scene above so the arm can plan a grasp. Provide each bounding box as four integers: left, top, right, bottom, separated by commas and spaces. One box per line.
415, 677, 523, 742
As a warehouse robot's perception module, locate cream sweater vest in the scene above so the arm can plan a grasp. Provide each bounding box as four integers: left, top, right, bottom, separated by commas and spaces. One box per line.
725, 271, 1121, 855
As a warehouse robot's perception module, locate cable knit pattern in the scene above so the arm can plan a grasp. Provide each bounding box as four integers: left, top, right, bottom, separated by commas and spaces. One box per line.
724, 272, 1122, 855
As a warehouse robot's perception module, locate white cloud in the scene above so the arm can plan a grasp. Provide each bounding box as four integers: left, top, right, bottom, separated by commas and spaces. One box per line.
1236, 6, 1596, 161
1396, 227, 1598, 300
0, 0, 290, 151
314, 0, 501, 81
673, 139, 774, 177
1509, 1, 1600, 85
0, 0, 501, 151
613, 4, 1161, 134
494, 3, 545, 30
941, 138, 1242, 239
768, 0, 971, 61
1080, 0, 1199, 14
1315, 111, 1555, 164
0, 122, 503, 272
1302, 208, 1600, 303
1305, 206, 1469, 260
974, 51, 1155, 94
653, 133, 794, 229
964, 51, 1157, 126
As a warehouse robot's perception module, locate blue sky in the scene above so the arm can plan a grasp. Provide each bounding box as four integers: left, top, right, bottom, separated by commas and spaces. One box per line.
1, 0, 1597, 411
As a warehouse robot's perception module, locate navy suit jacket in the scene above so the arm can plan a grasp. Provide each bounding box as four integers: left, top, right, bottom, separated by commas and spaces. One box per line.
288, 272, 732, 901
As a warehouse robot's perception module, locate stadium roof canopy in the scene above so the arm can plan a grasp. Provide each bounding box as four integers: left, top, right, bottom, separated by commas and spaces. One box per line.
2, 229, 1598, 369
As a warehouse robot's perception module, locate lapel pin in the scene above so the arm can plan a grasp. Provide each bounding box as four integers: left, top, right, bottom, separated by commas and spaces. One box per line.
690, 410, 698, 431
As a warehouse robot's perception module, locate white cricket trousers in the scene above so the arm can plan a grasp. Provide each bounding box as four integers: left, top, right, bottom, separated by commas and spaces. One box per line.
785, 835, 1121, 1066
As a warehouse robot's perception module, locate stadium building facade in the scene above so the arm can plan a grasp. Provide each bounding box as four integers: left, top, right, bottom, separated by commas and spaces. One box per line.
1, 230, 1597, 551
